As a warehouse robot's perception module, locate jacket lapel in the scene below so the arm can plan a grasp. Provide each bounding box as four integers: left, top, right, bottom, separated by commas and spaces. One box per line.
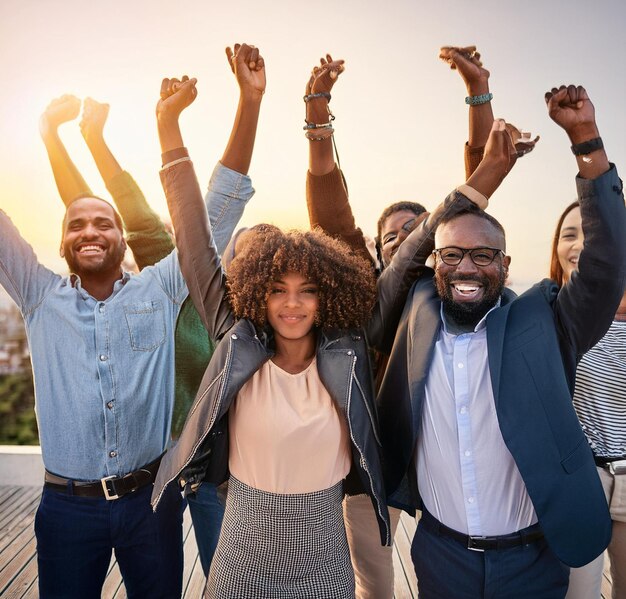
486, 289, 515, 406
409, 280, 442, 440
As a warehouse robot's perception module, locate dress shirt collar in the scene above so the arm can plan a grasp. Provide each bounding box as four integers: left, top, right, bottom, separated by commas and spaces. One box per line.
440, 297, 502, 336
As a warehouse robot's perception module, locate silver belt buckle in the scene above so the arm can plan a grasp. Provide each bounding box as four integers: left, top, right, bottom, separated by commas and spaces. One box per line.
467, 536, 486, 552
101, 475, 120, 500
608, 460, 626, 475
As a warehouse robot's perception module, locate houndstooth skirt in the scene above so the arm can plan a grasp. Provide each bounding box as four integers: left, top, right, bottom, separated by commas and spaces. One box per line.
205, 476, 355, 598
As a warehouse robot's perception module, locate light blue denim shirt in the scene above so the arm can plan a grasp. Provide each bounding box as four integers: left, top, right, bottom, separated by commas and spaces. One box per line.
0, 162, 253, 481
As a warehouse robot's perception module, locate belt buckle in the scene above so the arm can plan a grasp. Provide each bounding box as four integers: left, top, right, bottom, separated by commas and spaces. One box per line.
467, 536, 486, 552
101, 475, 120, 500
609, 460, 626, 475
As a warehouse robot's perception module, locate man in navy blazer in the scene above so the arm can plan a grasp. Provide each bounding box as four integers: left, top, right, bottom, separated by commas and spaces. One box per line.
375, 85, 626, 598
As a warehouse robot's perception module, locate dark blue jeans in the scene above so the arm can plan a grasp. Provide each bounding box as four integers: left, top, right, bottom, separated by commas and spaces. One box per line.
187, 482, 225, 576
35, 482, 184, 599
411, 518, 570, 598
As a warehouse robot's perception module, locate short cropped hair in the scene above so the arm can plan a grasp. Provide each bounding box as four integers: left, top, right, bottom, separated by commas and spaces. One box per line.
226, 227, 376, 330
61, 194, 124, 235
436, 204, 506, 251
376, 201, 427, 242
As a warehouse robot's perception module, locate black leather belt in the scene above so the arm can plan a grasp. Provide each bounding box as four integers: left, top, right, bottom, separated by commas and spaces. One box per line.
44, 455, 162, 500
420, 508, 544, 552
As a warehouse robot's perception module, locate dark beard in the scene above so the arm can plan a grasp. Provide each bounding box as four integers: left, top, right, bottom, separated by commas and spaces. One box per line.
64, 243, 126, 278
436, 271, 505, 329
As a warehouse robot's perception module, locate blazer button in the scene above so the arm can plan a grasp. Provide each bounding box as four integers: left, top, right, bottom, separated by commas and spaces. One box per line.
347, 350, 353, 356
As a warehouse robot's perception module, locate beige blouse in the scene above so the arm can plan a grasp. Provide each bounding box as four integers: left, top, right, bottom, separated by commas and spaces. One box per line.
228, 358, 351, 494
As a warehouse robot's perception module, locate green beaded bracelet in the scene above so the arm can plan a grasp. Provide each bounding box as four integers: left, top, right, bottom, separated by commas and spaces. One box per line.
465, 92, 493, 106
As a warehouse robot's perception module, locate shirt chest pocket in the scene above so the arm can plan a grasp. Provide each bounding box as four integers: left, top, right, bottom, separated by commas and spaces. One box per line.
124, 300, 166, 351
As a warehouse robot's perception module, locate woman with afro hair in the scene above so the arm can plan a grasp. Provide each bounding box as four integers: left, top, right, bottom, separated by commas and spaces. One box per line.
148, 62, 414, 598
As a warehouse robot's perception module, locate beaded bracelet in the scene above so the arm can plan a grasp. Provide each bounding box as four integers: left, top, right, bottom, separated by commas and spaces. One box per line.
304, 92, 331, 103
305, 127, 334, 141
303, 121, 335, 130
465, 92, 493, 106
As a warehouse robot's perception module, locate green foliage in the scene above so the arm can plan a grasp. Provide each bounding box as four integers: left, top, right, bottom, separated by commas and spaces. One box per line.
0, 371, 39, 445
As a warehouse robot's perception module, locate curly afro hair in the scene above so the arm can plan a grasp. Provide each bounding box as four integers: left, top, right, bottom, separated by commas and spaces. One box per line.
226, 227, 376, 331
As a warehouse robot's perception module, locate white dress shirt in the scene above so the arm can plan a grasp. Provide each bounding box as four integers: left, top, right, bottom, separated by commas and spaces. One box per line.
416, 303, 537, 535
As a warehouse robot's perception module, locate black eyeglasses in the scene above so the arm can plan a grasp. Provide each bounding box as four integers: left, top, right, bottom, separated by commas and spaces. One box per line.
433, 247, 504, 266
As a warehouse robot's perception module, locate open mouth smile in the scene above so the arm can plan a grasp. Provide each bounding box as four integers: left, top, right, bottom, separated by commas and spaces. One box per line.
77, 244, 105, 255
451, 282, 483, 301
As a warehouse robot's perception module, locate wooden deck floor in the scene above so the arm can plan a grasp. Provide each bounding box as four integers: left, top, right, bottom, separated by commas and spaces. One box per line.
0, 485, 613, 598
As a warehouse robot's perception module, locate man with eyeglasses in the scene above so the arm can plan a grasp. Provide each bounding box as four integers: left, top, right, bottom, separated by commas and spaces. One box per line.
374, 86, 626, 598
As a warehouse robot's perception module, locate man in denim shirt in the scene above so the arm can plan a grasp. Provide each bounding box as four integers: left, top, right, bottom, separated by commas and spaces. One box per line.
0, 50, 262, 599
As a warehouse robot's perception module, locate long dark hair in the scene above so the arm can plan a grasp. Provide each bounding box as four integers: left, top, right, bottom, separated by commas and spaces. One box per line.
549, 201, 579, 287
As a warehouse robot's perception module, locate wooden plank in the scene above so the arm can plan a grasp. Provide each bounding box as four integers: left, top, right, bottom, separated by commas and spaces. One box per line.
18, 578, 38, 598
185, 557, 207, 598
394, 512, 418, 598
0, 526, 35, 584
101, 558, 123, 598
0, 536, 37, 599
0, 495, 39, 556
0, 486, 21, 507
0, 488, 40, 533
181, 508, 201, 596
392, 546, 414, 598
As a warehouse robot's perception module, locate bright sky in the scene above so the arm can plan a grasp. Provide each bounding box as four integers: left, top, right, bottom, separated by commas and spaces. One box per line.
1, 0, 624, 292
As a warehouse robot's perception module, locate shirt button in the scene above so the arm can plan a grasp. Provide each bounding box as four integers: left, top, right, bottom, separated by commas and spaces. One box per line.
347, 350, 353, 356
460, 406, 467, 414
231, 334, 238, 340
109, 450, 117, 458
107, 401, 114, 409
468, 497, 475, 504
457, 363, 464, 369
464, 450, 471, 457
99, 304, 105, 313
99, 355, 108, 362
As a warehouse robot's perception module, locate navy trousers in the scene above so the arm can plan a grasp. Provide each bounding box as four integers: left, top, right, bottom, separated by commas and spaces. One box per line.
35, 482, 184, 599
411, 517, 570, 598
187, 482, 225, 576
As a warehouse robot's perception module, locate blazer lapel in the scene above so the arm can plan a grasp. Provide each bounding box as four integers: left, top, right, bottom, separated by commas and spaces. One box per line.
486, 290, 514, 406
408, 281, 442, 440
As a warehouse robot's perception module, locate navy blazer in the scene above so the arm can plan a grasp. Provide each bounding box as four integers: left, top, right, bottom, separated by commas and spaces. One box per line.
376, 166, 626, 567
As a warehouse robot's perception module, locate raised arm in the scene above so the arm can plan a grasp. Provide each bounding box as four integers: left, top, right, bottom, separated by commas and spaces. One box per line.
304, 56, 372, 265
79, 97, 174, 268
546, 85, 625, 353
369, 119, 518, 351
203, 43, 264, 255
39, 95, 93, 204
440, 46, 539, 177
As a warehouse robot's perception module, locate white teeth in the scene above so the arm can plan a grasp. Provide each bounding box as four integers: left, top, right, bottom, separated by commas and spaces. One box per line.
79, 245, 104, 254
454, 284, 479, 293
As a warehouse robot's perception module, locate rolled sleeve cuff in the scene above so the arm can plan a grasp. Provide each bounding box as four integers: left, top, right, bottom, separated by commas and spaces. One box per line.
209, 162, 255, 202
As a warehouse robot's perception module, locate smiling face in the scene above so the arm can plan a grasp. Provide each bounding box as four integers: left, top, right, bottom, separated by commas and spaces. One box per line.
60, 197, 126, 278
266, 272, 319, 345
556, 206, 583, 285
434, 213, 510, 327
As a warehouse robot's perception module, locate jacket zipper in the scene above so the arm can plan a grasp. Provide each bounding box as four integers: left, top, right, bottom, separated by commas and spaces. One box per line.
353, 374, 382, 447
346, 354, 391, 545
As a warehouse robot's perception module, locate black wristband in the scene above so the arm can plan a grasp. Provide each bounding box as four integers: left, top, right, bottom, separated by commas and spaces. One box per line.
571, 137, 603, 156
